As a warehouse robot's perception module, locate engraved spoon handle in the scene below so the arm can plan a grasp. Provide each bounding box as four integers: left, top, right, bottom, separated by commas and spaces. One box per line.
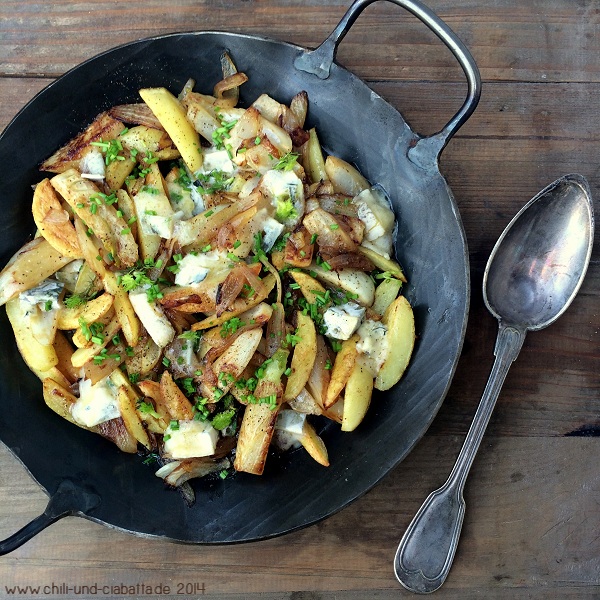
394, 324, 525, 594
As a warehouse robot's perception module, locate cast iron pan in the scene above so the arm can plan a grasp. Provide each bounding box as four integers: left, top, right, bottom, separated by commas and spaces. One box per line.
0, 0, 481, 552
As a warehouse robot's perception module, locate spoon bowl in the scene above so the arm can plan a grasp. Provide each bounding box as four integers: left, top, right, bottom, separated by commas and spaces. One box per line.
485, 174, 594, 330
394, 174, 594, 594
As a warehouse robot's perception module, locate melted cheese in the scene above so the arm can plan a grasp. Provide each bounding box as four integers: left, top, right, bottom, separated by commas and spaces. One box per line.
72, 377, 120, 427
323, 302, 365, 340
163, 420, 219, 459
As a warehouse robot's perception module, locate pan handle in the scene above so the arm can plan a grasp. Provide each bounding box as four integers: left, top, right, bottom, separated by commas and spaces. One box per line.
0, 479, 100, 555
294, 0, 481, 151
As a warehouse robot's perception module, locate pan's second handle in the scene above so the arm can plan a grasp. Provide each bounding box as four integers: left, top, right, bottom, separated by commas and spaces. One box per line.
294, 0, 481, 149
0, 479, 100, 555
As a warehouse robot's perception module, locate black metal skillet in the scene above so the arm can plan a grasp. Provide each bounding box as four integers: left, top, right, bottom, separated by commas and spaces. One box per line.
0, 0, 480, 552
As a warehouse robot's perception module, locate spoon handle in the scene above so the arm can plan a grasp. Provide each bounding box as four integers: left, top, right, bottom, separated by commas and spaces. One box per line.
394, 324, 525, 594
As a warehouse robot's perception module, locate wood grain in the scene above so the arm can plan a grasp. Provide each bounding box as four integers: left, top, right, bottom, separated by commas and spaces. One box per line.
1, 0, 600, 597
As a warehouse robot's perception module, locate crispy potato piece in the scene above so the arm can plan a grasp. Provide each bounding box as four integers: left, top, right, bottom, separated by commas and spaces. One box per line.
375, 296, 415, 391
53, 330, 80, 383
234, 403, 279, 475
310, 263, 375, 307
302, 128, 327, 184
160, 371, 194, 420
234, 348, 289, 475
192, 274, 276, 330
70, 315, 121, 368
324, 155, 369, 196
289, 270, 328, 306
139, 88, 203, 172
303, 208, 357, 253
6, 297, 58, 372
57, 292, 114, 330
138, 379, 171, 429
203, 328, 263, 401
284, 226, 313, 268
105, 155, 136, 191
0, 237, 73, 306
33, 366, 71, 389
73, 218, 108, 279
132, 186, 174, 260
117, 386, 151, 449
125, 332, 162, 376
40, 112, 124, 173
42, 377, 84, 427
358, 246, 407, 282
32, 179, 82, 258
300, 421, 329, 467
179, 203, 240, 251
289, 91, 308, 128
306, 334, 331, 410
341, 355, 374, 432
372, 277, 402, 316
284, 312, 317, 401
287, 387, 323, 416
51, 169, 138, 269
324, 334, 358, 408
81, 342, 125, 385
103, 272, 140, 347
114, 189, 138, 240
71, 309, 115, 348
119, 125, 180, 160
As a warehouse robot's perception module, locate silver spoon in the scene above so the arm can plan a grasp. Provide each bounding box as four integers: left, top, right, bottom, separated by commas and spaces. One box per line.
394, 174, 594, 594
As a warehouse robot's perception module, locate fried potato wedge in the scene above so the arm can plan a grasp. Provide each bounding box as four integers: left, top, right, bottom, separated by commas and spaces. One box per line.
53, 330, 80, 383
57, 292, 114, 330
302, 128, 327, 184
51, 169, 138, 269
341, 354, 374, 432
0, 237, 73, 306
125, 332, 162, 376
117, 385, 151, 450
357, 245, 407, 282
42, 377, 82, 426
234, 403, 279, 475
70, 315, 121, 368
192, 274, 276, 330
284, 312, 317, 401
139, 87, 203, 172
289, 270, 328, 306
310, 263, 375, 307
32, 179, 82, 258
300, 420, 329, 467
306, 334, 331, 409
160, 371, 194, 421
40, 112, 124, 173
6, 297, 58, 372
375, 296, 415, 391
324, 334, 358, 408
207, 328, 263, 401
324, 155, 369, 196
372, 277, 402, 316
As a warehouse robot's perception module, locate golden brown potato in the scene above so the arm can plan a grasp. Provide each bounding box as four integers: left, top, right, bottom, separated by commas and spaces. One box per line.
0, 237, 73, 307
324, 334, 358, 409
159, 371, 194, 421
32, 179, 82, 258
341, 355, 374, 432
375, 296, 415, 391
40, 112, 124, 173
284, 312, 317, 401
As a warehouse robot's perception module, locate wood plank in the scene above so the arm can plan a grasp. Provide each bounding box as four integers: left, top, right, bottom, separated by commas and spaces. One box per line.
1, 1, 599, 83
1, 435, 599, 596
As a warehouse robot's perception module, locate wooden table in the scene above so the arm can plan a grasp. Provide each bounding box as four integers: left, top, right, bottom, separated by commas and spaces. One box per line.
1, 1, 599, 598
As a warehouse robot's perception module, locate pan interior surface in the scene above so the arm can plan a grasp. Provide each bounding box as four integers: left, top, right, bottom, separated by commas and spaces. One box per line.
0, 32, 468, 543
